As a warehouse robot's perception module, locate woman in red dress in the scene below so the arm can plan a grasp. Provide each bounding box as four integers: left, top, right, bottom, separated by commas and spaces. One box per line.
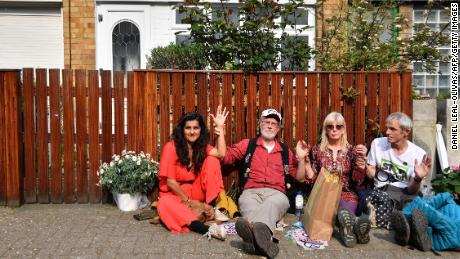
157, 106, 228, 240
296, 112, 370, 247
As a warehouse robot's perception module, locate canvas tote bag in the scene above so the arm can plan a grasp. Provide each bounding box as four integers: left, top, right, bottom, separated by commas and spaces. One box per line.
302, 167, 342, 240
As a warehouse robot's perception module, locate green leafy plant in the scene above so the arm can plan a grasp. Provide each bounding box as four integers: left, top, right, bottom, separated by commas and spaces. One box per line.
431, 165, 460, 197
341, 86, 360, 103
316, 0, 450, 72
98, 150, 159, 194
177, 0, 312, 71
147, 43, 207, 69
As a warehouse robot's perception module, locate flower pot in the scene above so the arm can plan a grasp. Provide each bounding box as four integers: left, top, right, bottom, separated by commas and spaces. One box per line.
112, 192, 143, 212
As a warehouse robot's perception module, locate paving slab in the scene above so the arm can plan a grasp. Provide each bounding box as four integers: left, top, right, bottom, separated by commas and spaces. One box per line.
0, 204, 458, 258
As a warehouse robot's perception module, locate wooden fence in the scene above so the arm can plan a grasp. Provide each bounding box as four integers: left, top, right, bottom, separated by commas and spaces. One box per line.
0, 69, 412, 206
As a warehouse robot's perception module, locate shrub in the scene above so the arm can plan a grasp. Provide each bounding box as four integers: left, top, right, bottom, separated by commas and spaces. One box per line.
147, 43, 207, 69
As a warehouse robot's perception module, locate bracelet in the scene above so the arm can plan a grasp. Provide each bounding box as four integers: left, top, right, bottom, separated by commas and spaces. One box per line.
414, 176, 423, 183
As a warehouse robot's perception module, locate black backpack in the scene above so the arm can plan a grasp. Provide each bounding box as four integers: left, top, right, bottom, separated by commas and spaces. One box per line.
237, 138, 301, 213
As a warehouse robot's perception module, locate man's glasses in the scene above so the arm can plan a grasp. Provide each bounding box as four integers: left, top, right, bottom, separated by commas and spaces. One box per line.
326, 124, 344, 130
261, 120, 279, 127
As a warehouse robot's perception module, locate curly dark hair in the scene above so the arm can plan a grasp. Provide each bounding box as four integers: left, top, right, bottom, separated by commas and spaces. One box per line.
172, 112, 210, 174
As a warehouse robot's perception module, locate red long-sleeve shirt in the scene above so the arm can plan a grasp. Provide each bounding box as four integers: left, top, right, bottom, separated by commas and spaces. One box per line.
222, 137, 298, 193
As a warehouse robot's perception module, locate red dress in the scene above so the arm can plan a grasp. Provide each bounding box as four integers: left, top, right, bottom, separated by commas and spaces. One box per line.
157, 141, 224, 233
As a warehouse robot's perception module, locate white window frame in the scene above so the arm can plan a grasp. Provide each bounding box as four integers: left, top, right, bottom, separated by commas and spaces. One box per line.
412, 6, 452, 97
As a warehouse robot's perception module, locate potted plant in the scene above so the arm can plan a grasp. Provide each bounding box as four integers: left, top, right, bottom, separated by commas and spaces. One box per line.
431, 165, 460, 205
98, 150, 159, 211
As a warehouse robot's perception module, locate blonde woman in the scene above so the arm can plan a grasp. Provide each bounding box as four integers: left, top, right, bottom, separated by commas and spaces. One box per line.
296, 112, 371, 247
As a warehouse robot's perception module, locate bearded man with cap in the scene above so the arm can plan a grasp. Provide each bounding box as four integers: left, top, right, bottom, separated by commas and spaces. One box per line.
222, 108, 308, 259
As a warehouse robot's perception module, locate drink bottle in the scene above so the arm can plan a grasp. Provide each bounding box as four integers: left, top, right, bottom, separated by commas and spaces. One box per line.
295, 191, 303, 221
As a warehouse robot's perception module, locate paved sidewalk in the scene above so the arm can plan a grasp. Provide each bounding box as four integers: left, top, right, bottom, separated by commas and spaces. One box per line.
0, 204, 457, 258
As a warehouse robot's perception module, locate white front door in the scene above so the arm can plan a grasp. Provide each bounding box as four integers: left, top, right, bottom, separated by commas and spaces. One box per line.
96, 5, 150, 70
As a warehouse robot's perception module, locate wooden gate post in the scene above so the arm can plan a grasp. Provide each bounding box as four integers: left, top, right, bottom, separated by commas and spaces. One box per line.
0, 70, 22, 207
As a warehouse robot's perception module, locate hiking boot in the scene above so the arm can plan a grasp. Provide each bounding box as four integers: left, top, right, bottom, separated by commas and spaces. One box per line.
354, 215, 371, 244
253, 222, 279, 259
204, 223, 226, 241
409, 209, 432, 251
390, 210, 410, 246
235, 217, 256, 254
337, 207, 357, 247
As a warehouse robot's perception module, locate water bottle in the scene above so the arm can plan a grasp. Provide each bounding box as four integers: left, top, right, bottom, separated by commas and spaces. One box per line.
295, 191, 304, 221
421, 184, 435, 199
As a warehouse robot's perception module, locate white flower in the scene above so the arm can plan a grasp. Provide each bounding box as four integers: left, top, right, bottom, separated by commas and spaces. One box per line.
118, 160, 123, 164
102, 163, 108, 169
122, 150, 127, 155
395, 24, 401, 29
132, 156, 137, 162
137, 160, 141, 166
114, 155, 120, 162
108, 180, 112, 183
97, 170, 100, 176
100, 169, 104, 175
110, 161, 115, 167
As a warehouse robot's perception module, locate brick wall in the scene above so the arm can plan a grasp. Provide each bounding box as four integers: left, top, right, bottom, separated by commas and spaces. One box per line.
63, 0, 96, 70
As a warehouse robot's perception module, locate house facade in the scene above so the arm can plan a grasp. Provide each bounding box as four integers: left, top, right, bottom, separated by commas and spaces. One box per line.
0, 0, 454, 97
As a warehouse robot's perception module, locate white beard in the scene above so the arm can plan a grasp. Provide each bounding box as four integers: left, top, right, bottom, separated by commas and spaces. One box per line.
260, 129, 277, 140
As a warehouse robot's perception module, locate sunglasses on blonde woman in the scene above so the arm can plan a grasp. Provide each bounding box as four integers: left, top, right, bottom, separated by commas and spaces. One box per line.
326, 124, 344, 130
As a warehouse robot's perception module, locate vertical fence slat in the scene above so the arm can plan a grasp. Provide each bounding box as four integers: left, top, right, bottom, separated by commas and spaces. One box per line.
222, 73, 233, 190
160, 73, 171, 152
62, 69, 75, 203
75, 70, 88, 203
379, 72, 390, 135
4, 72, 21, 206
23, 68, 36, 203
88, 70, 101, 203
259, 74, 268, 110
144, 71, 157, 158
101, 71, 112, 202
36, 69, 49, 203
209, 74, 219, 141
49, 69, 61, 203
247, 74, 257, 139
113, 71, 124, 155
307, 74, 318, 145
355, 73, 366, 144
390, 72, 401, 113
296, 73, 306, 142
401, 71, 413, 117
367, 73, 378, 146
185, 73, 195, 113
331, 73, 341, 112
343, 73, 354, 143
75, 70, 88, 202
136, 72, 146, 152
0, 72, 5, 205
196, 73, 207, 121
127, 72, 135, 151
172, 73, 182, 124
271, 73, 281, 111
234, 74, 245, 142
283, 74, 294, 147
320, 73, 330, 123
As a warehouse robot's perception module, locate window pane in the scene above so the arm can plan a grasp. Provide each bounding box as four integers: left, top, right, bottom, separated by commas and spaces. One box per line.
426, 75, 437, 87
212, 6, 239, 25
439, 62, 450, 74
413, 62, 424, 73
440, 9, 449, 22
282, 8, 308, 25
439, 75, 449, 87
414, 10, 425, 23
112, 21, 140, 72
175, 34, 192, 44
413, 75, 425, 87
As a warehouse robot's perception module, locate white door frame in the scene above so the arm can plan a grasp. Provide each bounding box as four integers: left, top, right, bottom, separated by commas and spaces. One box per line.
96, 4, 151, 70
